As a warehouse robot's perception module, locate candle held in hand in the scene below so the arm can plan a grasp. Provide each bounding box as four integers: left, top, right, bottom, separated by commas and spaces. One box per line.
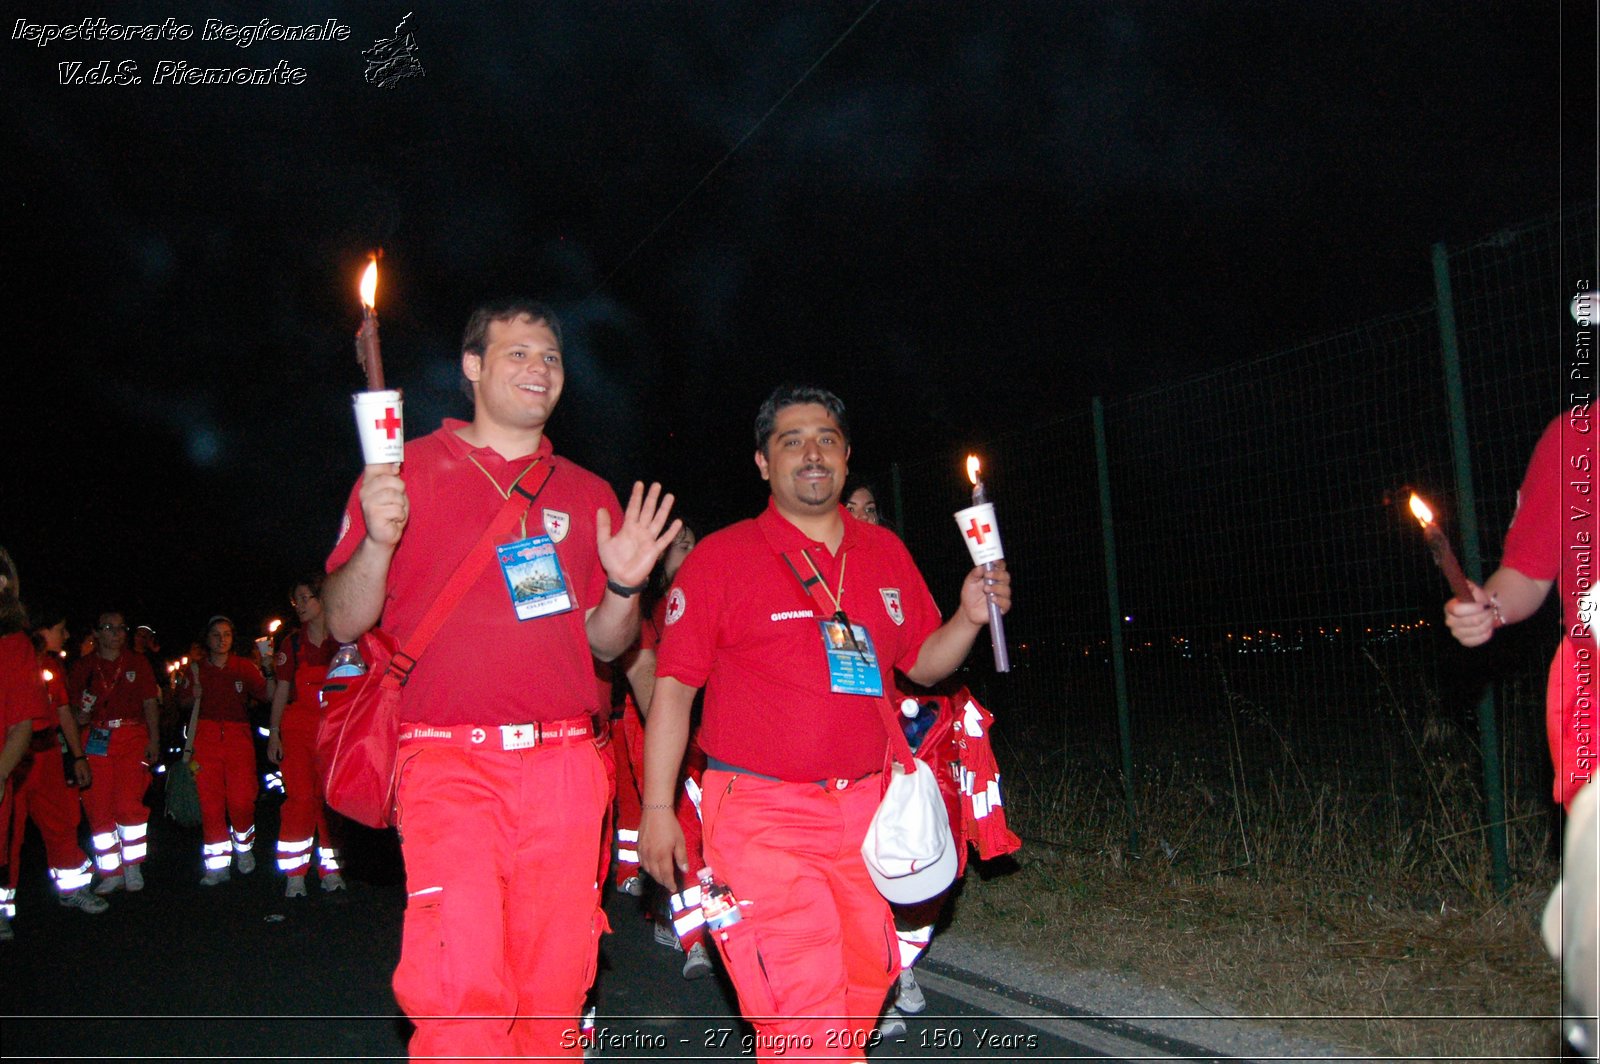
1408, 494, 1472, 602
355, 254, 385, 392
959, 454, 1010, 673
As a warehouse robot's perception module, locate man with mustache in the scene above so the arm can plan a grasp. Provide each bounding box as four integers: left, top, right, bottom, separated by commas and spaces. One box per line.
639, 385, 1012, 1060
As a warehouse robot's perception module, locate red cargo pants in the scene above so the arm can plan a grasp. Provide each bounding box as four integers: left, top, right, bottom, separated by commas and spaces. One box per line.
392, 722, 611, 1062
700, 768, 897, 1063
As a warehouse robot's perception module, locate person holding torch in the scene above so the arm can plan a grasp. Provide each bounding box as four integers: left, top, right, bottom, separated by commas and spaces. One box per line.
322, 298, 680, 1061
1443, 394, 1598, 1055
1442, 408, 1596, 809
638, 385, 1011, 1061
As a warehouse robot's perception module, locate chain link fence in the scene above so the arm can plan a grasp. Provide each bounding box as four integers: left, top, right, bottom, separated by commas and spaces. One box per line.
876, 203, 1598, 886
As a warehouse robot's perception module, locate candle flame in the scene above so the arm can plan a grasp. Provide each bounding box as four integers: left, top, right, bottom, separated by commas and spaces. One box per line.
966, 455, 981, 485
267, 619, 282, 634
359, 255, 379, 311
1408, 493, 1434, 526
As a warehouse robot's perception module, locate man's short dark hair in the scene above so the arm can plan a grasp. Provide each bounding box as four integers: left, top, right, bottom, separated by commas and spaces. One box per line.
461, 299, 563, 358
754, 385, 850, 454
460, 299, 563, 399
290, 574, 325, 600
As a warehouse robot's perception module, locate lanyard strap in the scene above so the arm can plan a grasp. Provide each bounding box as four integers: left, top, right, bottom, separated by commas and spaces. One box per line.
94, 657, 124, 700
780, 549, 848, 616
778, 549, 914, 769
384, 483, 539, 688
463, 454, 551, 538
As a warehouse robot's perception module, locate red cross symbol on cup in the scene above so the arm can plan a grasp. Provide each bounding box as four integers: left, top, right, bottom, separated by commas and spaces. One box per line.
964, 517, 992, 545
373, 408, 402, 440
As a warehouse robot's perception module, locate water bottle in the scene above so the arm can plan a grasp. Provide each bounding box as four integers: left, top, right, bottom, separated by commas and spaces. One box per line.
697, 867, 742, 931
326, 643, 367, 679
901, 698, 939, 752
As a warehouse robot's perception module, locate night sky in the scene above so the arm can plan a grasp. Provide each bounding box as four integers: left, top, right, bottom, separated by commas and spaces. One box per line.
2, 1, 1593, 648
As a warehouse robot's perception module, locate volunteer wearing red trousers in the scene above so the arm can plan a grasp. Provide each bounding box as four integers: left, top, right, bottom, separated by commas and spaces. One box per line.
323, 298, 680, 1062
1, 550, 109, 939
1444, 408, 1599, 809
266, 577, 345, 897
67, 610, 160, 895
4, 608, 107, 925
178, 616, 269, 886
1443, 400, 1600, 1053
638, 386, 1012, 1061
0, 548, 44, 940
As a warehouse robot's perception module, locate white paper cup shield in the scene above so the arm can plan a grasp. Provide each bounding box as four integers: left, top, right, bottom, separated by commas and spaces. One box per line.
861, 758, 958, 904
353, 389, 404, 465
954, 502, 1004, 566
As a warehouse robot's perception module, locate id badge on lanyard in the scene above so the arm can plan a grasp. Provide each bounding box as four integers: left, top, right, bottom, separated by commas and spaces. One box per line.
781, 547, 884, 697
818, 618, 883, 697
497, 535, 575, 620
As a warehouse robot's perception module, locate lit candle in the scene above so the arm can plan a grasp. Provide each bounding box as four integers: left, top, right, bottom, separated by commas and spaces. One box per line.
958, 454, 1010, 673
1408, 493, 1473, 601
356, 253, 385, 391
350, 253, 405, 466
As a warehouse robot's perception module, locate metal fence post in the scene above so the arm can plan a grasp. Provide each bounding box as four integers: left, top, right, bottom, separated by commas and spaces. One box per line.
1432, 241, 1511, 897
1092, 397, 1138, 854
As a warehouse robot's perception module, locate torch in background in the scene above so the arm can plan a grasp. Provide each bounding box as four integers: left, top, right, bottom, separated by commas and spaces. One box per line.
255, 618, 282, 671
1407, 492, 1473, 602
956, 455, 1010, 673
351, 253, 404, 466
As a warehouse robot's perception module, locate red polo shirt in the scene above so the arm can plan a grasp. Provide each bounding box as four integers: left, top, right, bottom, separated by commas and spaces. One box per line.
67, 649, 159, 727
181, 655, 268, 723
656, 499, 942, 781
327, 420, 619, 726
0, 632, 47, 732
277, 629, 337, 705
1502, 411, 1598, 641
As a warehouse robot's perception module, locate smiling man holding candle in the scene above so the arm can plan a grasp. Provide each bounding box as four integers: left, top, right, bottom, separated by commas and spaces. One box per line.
322, 297, 680, 1062
638, 384, 1011, 1061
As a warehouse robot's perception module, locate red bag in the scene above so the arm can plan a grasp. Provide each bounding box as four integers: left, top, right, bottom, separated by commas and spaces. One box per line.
313, 474, 542, 829
316, 627, 404, 829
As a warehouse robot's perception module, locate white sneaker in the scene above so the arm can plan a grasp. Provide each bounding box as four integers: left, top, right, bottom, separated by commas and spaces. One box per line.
682, 940, 713, 980
320, 872, 346, 892
896, 968, 927, 1014
60, 888, 110, 914
285, 877, 308, 898
123, 864, 144, 892
620, 874, 644, 897
93, 874, 124, 896
200, 868, 231, 887
236, 850, 256, 875
877, 1007, 907, 1039
653, 921, 683, 952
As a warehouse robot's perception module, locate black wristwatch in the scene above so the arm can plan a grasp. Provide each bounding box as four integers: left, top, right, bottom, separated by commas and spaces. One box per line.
606, 578, 650, 598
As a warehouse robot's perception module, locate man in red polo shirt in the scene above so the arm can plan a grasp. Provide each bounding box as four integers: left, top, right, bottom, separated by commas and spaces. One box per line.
638, 385, 1012, 1061
323, 298, 679, 1062
66, 611, 160, 895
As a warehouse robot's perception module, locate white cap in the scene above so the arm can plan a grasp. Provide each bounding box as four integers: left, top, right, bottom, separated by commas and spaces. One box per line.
861, 758, 958, 904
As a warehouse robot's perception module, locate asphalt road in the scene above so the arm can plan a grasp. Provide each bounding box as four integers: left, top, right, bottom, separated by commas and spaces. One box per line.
4, 788, 1231, 1062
